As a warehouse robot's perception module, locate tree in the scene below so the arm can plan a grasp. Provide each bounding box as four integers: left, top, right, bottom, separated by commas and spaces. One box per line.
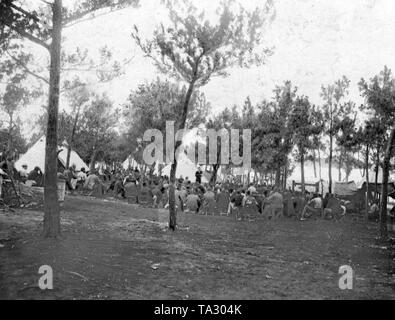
320, 76, 350, 194
0, 46, 41, 155
63, 78, 90, 168
359, 66, 395, 241
0, 0, 139, 237
76, 93, 119, 169
289, 96, 322, 193
1, 74, 28, 152
308, 105, 325, 186
132, 0, 274, 230
206, 105, 242, 184
123, 78, 210, 172
333, 101, 358, 182
253, 82, 295, 188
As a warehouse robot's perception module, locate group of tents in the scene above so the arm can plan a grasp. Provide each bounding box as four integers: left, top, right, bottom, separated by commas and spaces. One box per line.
122, 152, 212, 183
14, 136, 88, 174
15, 136, 212, 183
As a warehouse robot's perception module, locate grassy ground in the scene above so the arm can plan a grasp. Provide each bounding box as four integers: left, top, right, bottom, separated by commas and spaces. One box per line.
0, 195, 394, 300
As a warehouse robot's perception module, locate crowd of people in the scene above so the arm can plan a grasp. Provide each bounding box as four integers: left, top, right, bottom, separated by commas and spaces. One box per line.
46, 164, 354, 222
1, 158, 391, 224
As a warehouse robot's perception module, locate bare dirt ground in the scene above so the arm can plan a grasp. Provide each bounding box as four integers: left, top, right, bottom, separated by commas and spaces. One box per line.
0, 195, 394, 300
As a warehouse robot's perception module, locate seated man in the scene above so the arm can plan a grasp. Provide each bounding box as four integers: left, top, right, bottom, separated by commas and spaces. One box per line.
28, 166, 43, 187
301, 194, 323, 220
216, 188, 230, 215
242, 190, 258, 207
204, 187, 216, 202
113, 177, 125, 198
202, 187, 216, 215
76, 168, 87, 191
185, 189, 200, 213
263, 189, 284, 219
228, 190, 244, 220
368, 200, 379, 220
241, 190, 259, 219
322, 194, 345, 220
83, 171, 104, 196
152, 182, 163, 208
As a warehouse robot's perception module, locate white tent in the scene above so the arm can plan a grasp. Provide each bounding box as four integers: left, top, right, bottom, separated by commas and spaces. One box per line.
122, 156, 140, 170
15, 136, 88, 173
158, 152, 209, 183
288, 160, 395, 185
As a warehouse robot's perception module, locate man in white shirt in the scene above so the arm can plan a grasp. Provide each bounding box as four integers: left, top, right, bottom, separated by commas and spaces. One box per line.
247, 184, 257, 194
77, 168, 87, 182
301, 195, 323, 220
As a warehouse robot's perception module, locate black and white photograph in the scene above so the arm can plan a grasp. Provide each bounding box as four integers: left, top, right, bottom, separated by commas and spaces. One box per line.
0, 0, 394, 305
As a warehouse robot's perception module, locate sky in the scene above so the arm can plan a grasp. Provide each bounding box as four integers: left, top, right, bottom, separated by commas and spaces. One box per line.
17, 0, 395, 137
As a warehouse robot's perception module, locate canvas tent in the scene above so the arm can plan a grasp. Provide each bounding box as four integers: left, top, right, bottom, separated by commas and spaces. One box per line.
15, 136, 88, 173
156, 152, 209, 183
122, 156, 140, 170
334, 181, 358, 196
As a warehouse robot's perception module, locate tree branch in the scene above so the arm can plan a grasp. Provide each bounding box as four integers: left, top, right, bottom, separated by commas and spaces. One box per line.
5, 49, 49, 84
0, 18, 50, 51
63, 4, 134, 28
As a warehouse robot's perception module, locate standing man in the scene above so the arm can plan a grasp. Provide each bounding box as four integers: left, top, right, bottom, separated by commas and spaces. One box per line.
195, 166, 203, 184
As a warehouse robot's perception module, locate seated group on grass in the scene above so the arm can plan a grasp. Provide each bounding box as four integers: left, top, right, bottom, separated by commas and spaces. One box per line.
113, 170, 349, 221
58, 164, 354, 221
300, 193, 347, 221
21, 162, 377, 222
12, 162, 392, 223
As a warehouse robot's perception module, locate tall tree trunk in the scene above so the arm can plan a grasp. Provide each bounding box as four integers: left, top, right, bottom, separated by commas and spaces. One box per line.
210, 164, 219, 185
338, 149, 342, 182
300, 152, 305, 193
275, 163, 281, 188
7, 112, 13, 153
169, 162, 177, 230
374, 144, 380, 200
89, 149, 97, 172
365, 145, 370, 222
66, 105, 81, 168
328, 132, 333, 194
168, 78, 196, 230
318, 148, 322, 178
283, 164, 287, 190
43, 0, 62, 238
379, 127, 395, 241
345, 166, 351, 182
312, 150, 317, 178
